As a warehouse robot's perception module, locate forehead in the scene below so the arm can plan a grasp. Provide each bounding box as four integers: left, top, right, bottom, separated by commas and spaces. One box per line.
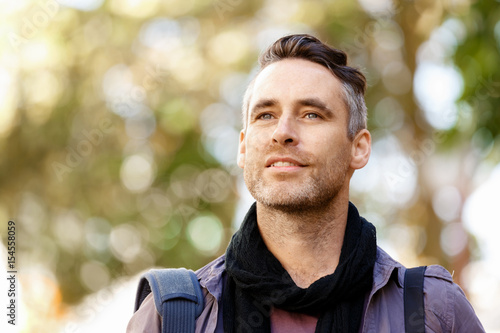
251, 58, 345, 104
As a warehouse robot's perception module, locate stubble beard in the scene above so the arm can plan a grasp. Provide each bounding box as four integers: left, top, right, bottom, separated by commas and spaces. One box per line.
244, 154, 350, 213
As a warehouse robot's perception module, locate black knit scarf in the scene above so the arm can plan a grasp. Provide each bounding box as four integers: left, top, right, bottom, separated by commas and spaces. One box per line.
223, 202, 377, 333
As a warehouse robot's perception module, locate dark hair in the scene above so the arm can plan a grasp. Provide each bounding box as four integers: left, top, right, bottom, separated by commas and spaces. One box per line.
242, 34, 368, 139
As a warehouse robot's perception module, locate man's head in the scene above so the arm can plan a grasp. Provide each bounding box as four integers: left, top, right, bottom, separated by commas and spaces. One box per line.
238, 34, 371, 211
242, 34, 367, 141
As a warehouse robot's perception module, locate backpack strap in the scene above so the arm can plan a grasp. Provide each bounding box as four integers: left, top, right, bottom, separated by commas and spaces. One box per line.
404, 266, 427, 333
134, 268, 204, 333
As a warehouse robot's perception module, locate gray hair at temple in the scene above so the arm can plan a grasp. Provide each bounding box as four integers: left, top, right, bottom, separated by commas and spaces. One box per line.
241, 34, 368, 140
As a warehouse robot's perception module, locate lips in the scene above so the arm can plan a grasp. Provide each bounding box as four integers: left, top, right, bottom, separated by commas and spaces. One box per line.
270, 161, 299, 167
266, 157, 306, 168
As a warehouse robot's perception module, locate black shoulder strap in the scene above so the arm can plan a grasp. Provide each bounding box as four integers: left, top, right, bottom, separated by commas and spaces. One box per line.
404, 266, 427, 333
134, 268, 204, 333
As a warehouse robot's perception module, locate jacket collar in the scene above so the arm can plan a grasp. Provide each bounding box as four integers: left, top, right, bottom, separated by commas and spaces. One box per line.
197, 247, 404, 303
371, 247, 404, 295
196, 254, 226, 301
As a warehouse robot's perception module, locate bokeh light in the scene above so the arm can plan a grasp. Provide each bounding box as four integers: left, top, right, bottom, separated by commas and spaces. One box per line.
80, 260, 111, 292
109, 224, 143, 263
414, 62, 463, 130
187, 214, 224, 255
432, 186, 462, 222
120, 154, 156, 193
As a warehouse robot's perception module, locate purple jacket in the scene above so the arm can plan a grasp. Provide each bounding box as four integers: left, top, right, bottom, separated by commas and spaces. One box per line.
127, 247, 484, 332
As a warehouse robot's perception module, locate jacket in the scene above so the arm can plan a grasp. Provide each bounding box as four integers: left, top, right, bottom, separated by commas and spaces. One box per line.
127, 247, 485, 332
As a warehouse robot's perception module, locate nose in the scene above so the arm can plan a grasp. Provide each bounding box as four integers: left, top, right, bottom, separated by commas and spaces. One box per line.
272, 115, 299, 145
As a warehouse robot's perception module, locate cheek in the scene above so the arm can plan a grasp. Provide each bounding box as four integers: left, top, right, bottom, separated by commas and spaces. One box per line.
246, 145, 264, 165
242, 138, 261, 163
246, 130, 268, 151
314, 135, 351, 162
309, 132, 334, 151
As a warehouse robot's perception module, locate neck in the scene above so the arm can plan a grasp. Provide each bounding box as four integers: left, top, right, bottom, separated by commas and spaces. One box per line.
256, 196, 349, 288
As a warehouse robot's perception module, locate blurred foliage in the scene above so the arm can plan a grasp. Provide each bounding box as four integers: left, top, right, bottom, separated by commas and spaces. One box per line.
0, 0, 499, 314
452, 0, 500, 152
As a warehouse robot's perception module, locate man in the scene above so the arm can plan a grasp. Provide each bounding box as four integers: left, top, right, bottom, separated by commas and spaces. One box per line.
128, 34, 484, 332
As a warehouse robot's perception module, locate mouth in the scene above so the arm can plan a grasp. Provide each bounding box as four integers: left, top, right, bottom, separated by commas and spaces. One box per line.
266, 157, 306, 168
269, 161, 300, 167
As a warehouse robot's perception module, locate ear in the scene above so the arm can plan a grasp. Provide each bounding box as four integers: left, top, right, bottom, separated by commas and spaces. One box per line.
350, 129, 371, 170
237, 130, 246, 169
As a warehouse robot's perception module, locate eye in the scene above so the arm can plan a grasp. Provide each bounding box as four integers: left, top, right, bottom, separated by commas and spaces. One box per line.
305, 113, 319, 119
259, 113, 273, 120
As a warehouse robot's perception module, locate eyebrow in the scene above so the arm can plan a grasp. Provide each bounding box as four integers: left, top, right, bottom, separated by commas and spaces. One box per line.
249, 97, 335, 118
250, 98, 279, 115
297, 98, 334, 117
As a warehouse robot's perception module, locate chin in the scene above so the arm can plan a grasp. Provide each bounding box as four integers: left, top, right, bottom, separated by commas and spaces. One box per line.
250, 185, 334, 211
245, 171, 346, 211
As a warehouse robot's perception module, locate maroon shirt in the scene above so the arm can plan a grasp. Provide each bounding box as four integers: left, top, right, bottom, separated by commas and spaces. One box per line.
271, 308, 318, 332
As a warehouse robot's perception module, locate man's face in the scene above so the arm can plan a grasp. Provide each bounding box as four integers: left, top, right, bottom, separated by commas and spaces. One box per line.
238, 58, 359, 211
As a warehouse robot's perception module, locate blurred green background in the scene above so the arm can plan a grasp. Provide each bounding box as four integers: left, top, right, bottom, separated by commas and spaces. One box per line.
1, 0, 499, 331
